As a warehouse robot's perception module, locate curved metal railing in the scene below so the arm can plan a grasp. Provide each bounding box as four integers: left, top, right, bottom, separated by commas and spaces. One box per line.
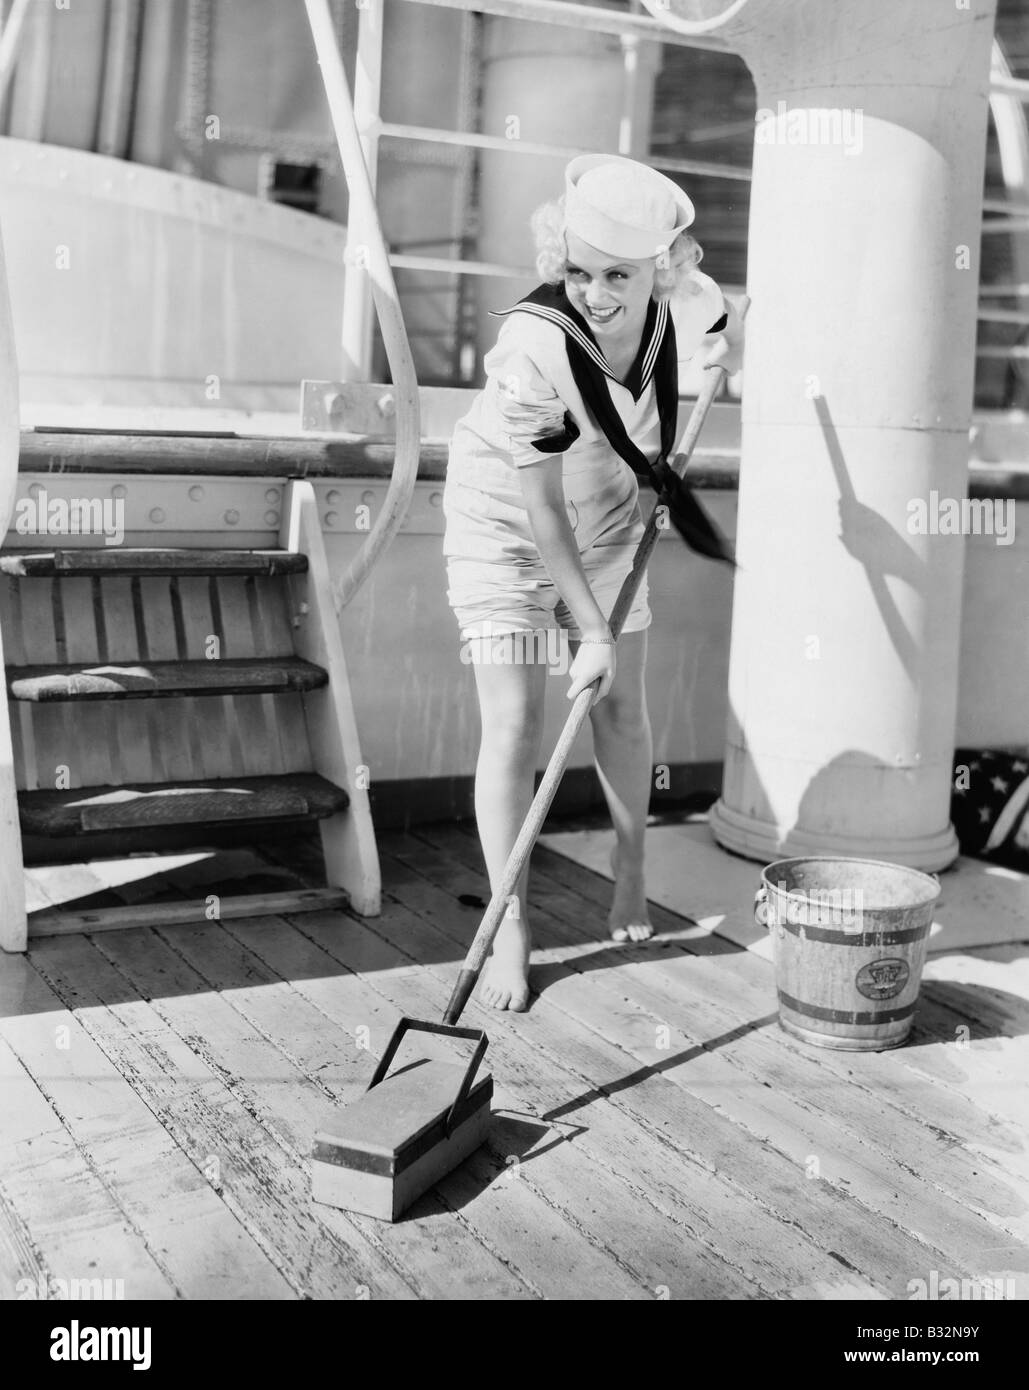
305, 0, 421, 611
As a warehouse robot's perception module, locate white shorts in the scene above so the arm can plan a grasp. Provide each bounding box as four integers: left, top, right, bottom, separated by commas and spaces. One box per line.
442, 452, 652, 641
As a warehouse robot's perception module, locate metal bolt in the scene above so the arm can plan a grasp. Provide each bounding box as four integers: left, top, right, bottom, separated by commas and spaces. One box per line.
325, 512, 338, 528
112, 484, 127, 499
326, 489, 341, 505
429, 491, 442, 508
224, 509, 240, 525
150, 507, 165, 524
189, 485, 204, 502
264, 511, 279, 527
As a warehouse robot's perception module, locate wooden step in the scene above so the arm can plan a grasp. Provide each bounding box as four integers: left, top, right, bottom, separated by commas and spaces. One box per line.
19, 774, 349, 836
28, 889, 349, 937
8, 657, 328, 702
0, 549, 309, 577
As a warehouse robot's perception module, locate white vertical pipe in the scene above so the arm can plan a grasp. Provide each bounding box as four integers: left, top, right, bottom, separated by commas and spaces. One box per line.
618, 35, 638, 155
340, 0, 384, 381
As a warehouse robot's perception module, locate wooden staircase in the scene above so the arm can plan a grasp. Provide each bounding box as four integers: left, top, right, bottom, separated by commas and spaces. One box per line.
0, 478, 380, 949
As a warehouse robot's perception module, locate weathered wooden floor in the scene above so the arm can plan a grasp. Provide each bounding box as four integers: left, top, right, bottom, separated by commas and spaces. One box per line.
2, 820, 1028, 1301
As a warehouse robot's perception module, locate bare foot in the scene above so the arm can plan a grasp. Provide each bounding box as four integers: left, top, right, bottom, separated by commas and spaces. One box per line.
608, 844, 654, 943
479, 909, 531, 1011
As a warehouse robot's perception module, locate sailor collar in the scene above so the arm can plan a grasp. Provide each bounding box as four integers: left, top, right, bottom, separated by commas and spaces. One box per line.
490, 283, 671, 404
486, 282, 735, 567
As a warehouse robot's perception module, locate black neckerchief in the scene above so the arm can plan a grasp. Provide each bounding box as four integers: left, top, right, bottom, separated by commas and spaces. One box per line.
491, 283, 735, 566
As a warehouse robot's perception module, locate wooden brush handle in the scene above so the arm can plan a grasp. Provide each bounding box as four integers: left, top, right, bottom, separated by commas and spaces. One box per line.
443, 300, 749, 1026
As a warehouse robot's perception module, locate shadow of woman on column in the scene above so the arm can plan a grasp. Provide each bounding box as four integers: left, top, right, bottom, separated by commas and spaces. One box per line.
814, 396, 927, 686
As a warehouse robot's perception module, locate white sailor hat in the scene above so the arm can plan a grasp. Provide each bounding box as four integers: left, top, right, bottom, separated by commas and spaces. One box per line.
563, 154, 695, 260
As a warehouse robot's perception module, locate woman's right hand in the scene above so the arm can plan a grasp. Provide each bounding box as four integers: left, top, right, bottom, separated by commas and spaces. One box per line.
567, 640, 616, 704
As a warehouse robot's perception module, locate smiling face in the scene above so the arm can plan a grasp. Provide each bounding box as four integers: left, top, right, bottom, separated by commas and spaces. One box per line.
562, 230, 656, 343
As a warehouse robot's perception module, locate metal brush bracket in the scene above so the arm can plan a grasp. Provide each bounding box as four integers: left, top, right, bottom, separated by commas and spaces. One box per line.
367, 1018, 490, 1137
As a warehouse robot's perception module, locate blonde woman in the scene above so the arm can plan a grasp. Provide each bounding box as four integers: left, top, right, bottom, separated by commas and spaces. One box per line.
442, 154, 745, 1011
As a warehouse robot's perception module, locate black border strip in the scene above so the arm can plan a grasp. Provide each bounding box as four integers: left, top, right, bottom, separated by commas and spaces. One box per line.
778, 988, 916, 1026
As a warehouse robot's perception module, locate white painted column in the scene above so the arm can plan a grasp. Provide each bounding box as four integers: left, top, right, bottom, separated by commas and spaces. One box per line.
647, 0, 998, 869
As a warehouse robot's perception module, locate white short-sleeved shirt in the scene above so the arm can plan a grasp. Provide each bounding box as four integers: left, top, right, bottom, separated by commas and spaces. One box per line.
447, 270, 725, 490
441, 271, 726, 636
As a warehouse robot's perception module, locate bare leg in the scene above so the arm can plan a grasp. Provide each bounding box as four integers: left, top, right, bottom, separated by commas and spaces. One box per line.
586, 629, 654, 941
469, 637, 548, 1009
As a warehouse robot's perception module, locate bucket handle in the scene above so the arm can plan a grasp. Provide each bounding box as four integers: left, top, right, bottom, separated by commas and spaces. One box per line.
754, 884, 770, 928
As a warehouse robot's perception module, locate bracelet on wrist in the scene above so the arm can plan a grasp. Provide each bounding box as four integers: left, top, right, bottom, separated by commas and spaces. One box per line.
580, 634, 615, 646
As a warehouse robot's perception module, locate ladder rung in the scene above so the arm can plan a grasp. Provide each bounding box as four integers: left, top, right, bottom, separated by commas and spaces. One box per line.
20, 774, 349, 836
8, 657, 328, 702
0, 549, 309, 577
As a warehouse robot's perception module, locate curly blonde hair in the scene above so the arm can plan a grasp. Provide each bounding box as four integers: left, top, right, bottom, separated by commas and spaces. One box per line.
530, 195, 704, 301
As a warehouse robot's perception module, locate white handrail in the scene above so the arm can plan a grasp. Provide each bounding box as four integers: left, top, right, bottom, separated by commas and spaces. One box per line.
0, 0, 32, 106
639, 0, 750, 37
304, 0, 421, 611
401, 0, 729, 51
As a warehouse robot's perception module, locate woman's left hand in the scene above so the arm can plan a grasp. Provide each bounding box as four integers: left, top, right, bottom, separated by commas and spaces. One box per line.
567, 641, 616, 704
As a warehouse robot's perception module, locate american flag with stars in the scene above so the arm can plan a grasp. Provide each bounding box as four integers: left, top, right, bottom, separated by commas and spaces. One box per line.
951, 748, 1029, 868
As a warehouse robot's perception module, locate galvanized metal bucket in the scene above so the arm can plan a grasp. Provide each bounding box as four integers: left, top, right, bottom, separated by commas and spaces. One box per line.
754, 856, 941, 1051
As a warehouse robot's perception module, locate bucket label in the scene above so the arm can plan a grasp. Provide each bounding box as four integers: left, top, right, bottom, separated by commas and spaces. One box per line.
855, 958, 910, 1000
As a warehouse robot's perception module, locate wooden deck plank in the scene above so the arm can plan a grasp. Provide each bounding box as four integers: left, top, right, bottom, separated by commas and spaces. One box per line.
371, 841, 1002, 1296
86, 922, 535, 1302
404, 829, 1029, 1251
25, 932, 420, 1301
0, 1001, 177, 1299
0, 953, 293, 1299
223, 908, 764, 1299
533, 956, 1029, 1269
275, 894, 904, 1299
150, 913, 671, 1300
489, 828, 1029, 1168
293, 907, 873, 1297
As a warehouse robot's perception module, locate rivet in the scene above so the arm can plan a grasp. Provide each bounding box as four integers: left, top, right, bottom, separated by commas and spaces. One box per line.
264, 487, 279, 504
326, 489, 341, 505
111, 483, 127, 499
149, 507, 165, 524
28, 481, 43, 497
324, 512, 338, 527
264, 511, 279, 526
189, 485, 204, 502
361, 490, 375, 506
429, 491, 442, 508
224, 509, 240, 525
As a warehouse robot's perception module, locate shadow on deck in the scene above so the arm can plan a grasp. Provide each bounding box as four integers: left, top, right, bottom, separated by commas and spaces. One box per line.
1, 818, 1028, 1301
